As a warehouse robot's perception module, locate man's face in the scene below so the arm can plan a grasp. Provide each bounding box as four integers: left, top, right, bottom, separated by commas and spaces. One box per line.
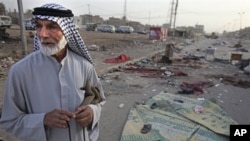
35, 19, 64, 48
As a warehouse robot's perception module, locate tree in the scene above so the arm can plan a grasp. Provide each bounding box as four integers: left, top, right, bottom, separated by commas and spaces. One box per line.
0, 2, 6, 15
24, 9, 33, 19
25, 9, 33, 15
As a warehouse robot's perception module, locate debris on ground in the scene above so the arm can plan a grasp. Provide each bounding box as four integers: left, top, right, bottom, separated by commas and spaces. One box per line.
104, 54, 131, 63
205, 74, 250, 88
178, 81, 214, 94
244, 63, 250, 74
234, 42, 243, 48
120, 92, 237, 141
88, 44, 100, 51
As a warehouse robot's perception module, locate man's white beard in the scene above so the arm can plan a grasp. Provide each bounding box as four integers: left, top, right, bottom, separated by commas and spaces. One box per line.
39, 36, 67, 56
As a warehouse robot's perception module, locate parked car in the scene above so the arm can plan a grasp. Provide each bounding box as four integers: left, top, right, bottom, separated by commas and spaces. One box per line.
96, 25, 105, 31
115, 27, 122, 33
25, 22, 35, 30
0, 15, 12, 28
97, 25, 115, 33
86, 23, 97, 31
117, 26, 134, 34
137, 30, 148, 35
103, 25, 115, 33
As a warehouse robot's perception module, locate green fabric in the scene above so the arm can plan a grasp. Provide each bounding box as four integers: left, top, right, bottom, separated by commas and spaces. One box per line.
120, 92, 237, 141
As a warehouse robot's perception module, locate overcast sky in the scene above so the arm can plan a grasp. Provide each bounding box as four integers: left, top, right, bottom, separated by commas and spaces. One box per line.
1, 0, 250, 33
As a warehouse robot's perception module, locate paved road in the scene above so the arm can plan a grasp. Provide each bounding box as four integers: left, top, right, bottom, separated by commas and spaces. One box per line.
1, 36, 250, 141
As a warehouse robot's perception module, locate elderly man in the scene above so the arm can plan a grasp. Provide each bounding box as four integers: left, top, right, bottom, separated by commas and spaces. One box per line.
0, 3, 105, 141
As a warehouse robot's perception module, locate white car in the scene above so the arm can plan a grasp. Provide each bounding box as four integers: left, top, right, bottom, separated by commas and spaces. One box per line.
0, 15, 12, 28
118, 26, 134, 33
97, 25, 115, 33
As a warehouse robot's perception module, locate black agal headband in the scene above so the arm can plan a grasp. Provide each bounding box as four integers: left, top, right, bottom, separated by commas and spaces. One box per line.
32, 7, 74, 17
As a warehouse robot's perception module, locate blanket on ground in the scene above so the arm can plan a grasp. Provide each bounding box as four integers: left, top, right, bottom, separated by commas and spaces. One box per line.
120, 92, 237, 141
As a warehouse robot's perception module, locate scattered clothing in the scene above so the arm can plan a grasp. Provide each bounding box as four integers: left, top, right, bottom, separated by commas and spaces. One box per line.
104, 54, 130, 63
179, 81, 213, 94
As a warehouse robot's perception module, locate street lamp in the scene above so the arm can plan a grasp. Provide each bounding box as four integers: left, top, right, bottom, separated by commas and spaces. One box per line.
238, 12, 245, 41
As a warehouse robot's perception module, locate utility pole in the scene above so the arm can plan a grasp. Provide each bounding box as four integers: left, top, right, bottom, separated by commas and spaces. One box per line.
148, 11, 150, 25
17, 0, 27, 56
122, 0, 127, 20
169, 0, 174, 29
88, 4, 92, 23
238, 12, 245, 42
172, 0, 178, 36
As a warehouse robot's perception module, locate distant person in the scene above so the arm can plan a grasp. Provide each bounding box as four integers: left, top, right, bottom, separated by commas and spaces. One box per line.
0, 3, 105, 141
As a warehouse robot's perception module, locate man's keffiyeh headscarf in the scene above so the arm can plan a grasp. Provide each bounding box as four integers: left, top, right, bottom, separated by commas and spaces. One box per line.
32, 3, 93, 64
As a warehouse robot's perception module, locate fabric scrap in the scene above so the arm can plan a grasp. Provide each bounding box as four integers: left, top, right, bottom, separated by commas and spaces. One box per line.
104, 54, 131, 63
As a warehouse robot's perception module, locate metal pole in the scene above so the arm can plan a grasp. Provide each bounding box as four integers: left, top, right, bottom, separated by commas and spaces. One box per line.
173, 0, 178, 36
238, 12, 245, 42
169, 0, 174, 29
148, 11, 150, 25
17, 0, 28, 56
88, 4, 91, 23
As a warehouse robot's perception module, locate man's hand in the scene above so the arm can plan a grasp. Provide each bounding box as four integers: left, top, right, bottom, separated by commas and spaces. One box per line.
74, 106, 93, 127
44, 109, 75, 128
